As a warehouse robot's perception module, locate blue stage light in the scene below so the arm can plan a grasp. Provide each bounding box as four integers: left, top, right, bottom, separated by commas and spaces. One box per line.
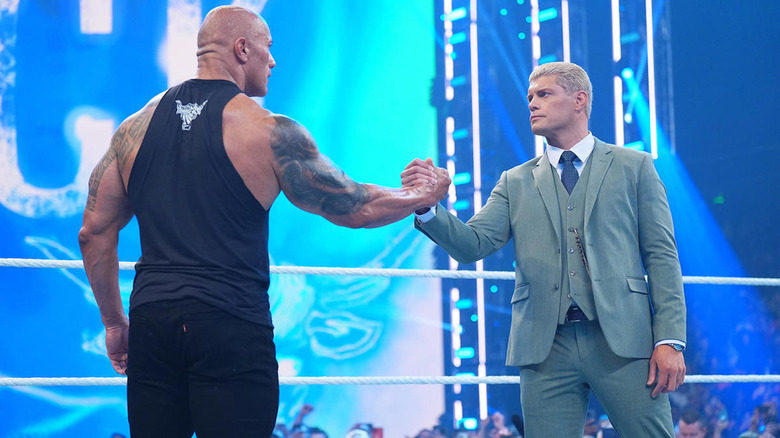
456, 347, 475, 359
456, 299, 474, 309
453, 128, 469, 140
441, 7, 468, 21
625, 141, 644, 150
450, 32, 467, 45
451, 76, 467, 87
462, 418, 478, 430
539, 8, 558, 22
453, 200, 471, 211
620, 32, 641, 44
453, 172, 472, 185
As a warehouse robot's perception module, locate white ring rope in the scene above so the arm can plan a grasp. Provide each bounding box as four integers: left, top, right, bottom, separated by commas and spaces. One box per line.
2, 257, 778, 388
1, 258, 780, 286
2, 375, 780, 387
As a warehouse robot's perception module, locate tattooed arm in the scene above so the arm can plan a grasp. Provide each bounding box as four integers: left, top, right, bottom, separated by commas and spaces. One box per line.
78, 101, 155, 375
269, 115, 450, 228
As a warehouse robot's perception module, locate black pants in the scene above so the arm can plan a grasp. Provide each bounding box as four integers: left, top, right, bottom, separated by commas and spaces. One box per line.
127, 298, 279, 438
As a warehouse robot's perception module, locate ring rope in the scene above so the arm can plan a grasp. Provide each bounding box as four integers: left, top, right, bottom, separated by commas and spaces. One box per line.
2, 258, 778, 388
1, 258, 779, 286
2, 375, 780, 387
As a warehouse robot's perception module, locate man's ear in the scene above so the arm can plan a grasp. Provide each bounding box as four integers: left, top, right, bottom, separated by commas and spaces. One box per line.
574, 90, 588, 112
234, 37, 249, 62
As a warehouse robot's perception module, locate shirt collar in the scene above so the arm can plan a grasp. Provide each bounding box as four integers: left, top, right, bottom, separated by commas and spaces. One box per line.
546, 133, 595, 166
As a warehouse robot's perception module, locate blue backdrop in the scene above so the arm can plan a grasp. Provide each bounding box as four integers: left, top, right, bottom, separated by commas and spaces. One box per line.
0, 1, 444, 436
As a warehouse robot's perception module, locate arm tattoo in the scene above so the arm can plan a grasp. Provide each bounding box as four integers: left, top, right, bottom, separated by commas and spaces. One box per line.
85, 101, 156, 212
86, 149, 116, 212
270, 116, 370, 215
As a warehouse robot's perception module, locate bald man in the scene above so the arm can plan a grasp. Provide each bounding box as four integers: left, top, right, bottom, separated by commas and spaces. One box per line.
78, 6, 450, 437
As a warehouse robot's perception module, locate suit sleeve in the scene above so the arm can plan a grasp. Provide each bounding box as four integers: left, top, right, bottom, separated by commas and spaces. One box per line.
415, 171, 513, 264
636, 154, 687, 345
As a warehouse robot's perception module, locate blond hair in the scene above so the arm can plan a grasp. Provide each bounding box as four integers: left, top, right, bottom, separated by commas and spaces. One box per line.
529, 62, 593, 118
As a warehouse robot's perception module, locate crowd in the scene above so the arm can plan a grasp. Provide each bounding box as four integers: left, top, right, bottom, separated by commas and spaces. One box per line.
265, 395, 778, 438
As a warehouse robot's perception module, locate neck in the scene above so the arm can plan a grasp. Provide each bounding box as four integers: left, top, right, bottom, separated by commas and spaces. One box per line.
545, 125, 589, 150
195, 57, 243, 90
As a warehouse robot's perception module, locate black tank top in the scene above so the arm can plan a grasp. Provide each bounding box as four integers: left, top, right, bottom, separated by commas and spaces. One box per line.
127, 79, 272, 326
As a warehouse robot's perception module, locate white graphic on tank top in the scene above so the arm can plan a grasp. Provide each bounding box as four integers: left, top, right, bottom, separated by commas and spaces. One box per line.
175, 99, 208, 131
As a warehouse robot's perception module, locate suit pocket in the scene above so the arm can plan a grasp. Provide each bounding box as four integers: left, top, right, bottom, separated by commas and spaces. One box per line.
626, 276, 648, 294
511, 283, 530, 303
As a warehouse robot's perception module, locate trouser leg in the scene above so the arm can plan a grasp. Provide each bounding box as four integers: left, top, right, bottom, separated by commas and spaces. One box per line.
578, 322, 674, 438
519, 324, 591, 438
127, 302, 193, 438
182, 305, 279, 438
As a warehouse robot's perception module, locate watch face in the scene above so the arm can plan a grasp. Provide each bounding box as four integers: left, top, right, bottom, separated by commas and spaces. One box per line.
672, 344, 684, 351
346, 430, 371, 438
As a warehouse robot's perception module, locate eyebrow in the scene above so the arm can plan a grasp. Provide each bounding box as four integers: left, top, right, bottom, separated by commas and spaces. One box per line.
528, 86, 554, 96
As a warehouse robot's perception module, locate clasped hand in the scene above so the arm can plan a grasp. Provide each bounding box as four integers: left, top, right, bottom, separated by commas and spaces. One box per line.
400, 158, 451, 210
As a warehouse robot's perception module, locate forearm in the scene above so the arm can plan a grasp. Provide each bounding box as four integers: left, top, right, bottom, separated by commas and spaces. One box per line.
353, 184, 437, 228
322, 183, 439, 229
417, 211, 500, 263
643, 224, 685, 340
79, 229, 126, 328
416, 181, 511, 264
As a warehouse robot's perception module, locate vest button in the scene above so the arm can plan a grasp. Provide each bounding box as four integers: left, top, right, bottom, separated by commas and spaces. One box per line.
568, 227, 574, 232
553, 284, 559, 290
567, 293, 572, 299
569, 270, 576, 276
568, 248, 575, 254
567, 205, 574, 211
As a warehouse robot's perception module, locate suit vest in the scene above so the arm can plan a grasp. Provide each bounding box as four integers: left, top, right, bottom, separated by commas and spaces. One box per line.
554, 158, 597, 324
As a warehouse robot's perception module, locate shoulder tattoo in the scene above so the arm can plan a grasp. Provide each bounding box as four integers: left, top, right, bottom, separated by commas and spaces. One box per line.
85, 102, 155, 211
270, 116, 370, 215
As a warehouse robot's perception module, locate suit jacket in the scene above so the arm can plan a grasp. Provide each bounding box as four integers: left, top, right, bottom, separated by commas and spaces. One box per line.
416, 139, 686, 366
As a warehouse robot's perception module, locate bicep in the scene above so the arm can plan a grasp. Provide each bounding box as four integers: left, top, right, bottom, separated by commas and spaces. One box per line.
269, 116, 370, 217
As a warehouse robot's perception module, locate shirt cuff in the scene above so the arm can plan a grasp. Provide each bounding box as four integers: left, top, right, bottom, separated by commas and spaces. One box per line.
414, 205, 437, 223
655, 339, 686, 351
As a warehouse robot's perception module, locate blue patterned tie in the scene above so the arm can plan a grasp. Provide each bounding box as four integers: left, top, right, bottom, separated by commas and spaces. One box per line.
560, 150, 579, 194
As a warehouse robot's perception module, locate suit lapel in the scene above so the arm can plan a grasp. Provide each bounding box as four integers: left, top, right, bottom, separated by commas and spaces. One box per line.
584, 140, 614, 226
532, 154, 562, 246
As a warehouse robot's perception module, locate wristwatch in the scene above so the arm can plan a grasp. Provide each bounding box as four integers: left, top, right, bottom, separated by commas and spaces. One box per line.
669, 343, 685, 352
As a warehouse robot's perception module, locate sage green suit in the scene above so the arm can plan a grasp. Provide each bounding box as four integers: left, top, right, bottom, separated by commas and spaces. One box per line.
416, 139, 686, 437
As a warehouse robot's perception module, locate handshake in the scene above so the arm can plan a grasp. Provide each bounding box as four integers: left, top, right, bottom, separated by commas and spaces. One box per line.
400, 157, 451, 215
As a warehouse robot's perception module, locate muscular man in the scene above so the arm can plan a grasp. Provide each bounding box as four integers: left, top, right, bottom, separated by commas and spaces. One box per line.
78, 6, 449, 438
403, 62, 686, 437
